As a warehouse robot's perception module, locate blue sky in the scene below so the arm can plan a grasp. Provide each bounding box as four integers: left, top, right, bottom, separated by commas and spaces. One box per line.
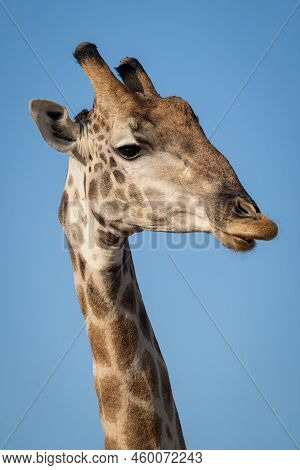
0, 0, 299, 450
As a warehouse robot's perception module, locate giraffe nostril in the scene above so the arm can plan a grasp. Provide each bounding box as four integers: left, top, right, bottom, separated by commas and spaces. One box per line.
235, 197, 259, 219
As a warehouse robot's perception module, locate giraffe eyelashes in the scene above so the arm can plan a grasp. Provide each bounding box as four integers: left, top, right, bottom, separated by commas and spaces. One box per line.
116, 144, 141, 160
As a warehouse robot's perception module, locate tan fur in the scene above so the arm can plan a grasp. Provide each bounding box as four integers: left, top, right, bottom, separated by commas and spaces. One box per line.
29, 42, 277, 450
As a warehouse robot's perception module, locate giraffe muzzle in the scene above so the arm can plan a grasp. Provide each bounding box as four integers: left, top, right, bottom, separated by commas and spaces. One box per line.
212, 214, 278, 252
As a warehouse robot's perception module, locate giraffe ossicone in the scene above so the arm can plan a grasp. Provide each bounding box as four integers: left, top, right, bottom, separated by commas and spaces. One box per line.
29, 42, 277, 449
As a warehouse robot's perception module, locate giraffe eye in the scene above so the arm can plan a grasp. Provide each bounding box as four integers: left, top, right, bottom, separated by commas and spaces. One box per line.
117, 144, 141, 160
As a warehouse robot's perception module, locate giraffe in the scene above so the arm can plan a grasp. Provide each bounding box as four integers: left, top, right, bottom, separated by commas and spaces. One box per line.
29, 42, 277, 450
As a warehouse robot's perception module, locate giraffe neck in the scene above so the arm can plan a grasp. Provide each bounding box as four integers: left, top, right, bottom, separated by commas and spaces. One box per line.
62, 159, 185, 450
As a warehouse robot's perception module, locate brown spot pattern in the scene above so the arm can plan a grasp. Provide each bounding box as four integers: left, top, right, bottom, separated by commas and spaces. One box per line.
125, 402, 162, 449
139, 303, 152, 339
70, 225, 84, 246
158, 361, 173, 419
121, 282, 136, 313
74, 189, 80, 201
102, 200, 120, 217
111, 316, 138, 370
77, 285, 87, 317
78, 254, 86, 280
87, 278, 109, 318
100, 152, 107, 163
128, 371, 151, 402
102, 263, 122, 299
88, 179, 98, 199
114, 188, 126, 200
88, 322, 111, 366
128, 184, 143, 202
100, 171, 112, 198
58, 191, 68, 225
142, 350, 159, 398
109, 157, 117, 167
113, 170, 125, 184
99, 374, 122, 422
105, 436, 118, 450
165, 424, 172, 441
94, 162, 103, 172
122, 246, 130, 273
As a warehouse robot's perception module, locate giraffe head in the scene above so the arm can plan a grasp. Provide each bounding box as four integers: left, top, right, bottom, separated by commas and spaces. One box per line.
30, 42, 277, 252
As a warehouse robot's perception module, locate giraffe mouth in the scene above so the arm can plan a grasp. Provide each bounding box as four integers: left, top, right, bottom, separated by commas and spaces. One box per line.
214, 230, 256, 252
225, 234, 255, 251
239, 236, 255, 246
213, 214, 277, 252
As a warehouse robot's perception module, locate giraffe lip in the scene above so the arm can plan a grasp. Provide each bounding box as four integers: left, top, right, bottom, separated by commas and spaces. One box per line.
239, 236, 253, 244
226, 234, 255, 251
213, 229, 256, 252
214, 214, 278, 251
232, 235, 255, 247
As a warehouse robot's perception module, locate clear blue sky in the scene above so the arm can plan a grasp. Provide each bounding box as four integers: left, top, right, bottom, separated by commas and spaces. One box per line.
1, 0, 299, 450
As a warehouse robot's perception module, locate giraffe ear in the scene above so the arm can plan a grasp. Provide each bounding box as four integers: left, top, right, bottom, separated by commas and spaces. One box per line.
29, 99, 80, 154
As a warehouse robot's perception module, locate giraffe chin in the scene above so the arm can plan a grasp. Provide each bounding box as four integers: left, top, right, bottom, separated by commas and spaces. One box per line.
213, 230, 256, 252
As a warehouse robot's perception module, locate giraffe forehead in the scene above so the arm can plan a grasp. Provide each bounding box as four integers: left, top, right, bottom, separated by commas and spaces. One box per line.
134, 96, 200, 131
90, 94, 195, 129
